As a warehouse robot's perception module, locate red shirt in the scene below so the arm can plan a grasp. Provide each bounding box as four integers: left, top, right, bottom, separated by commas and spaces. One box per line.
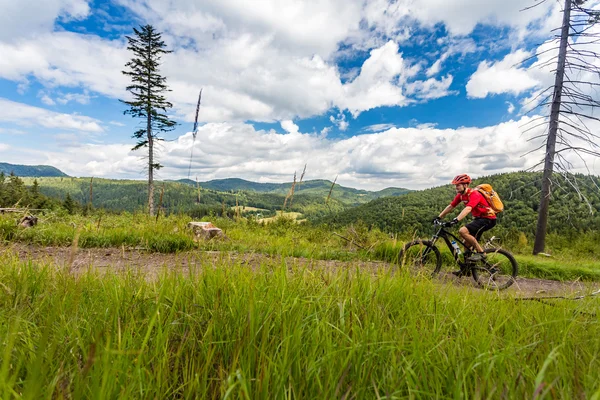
450, 188, 496, 219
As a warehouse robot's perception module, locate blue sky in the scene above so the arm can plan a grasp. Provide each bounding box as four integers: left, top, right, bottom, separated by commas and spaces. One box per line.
1, 0, 599, 190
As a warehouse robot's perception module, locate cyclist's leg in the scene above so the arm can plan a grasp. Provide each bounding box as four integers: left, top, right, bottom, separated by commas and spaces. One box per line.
460, 218, 496, 253
459, 225, 483, 253
475, 219, 496, 242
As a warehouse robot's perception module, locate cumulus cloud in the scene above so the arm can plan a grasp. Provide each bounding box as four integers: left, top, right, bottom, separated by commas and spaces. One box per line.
329, 112, 349, 131
280, 120, 299, 134
394, 0, 555, 37
0, 0, 562, 126
0, 0, 90, 42
0, 32, 452, 124
405, 75, 455, 100
0, 98, 103, 132
0, 32, 130, 97
466, 50, 540, 98
5, 116, 594, 191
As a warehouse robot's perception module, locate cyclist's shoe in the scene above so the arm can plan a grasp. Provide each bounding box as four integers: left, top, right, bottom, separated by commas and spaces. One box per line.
467, 252, 486, 262
451, 269, 470, 278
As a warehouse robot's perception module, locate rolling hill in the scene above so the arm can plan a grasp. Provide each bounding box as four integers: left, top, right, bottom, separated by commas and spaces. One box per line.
0, 163, 68, 177
176, 178, 412, 204
21, 176, 403, 217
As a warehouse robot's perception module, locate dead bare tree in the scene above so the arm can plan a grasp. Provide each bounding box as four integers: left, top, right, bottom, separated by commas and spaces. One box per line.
525, 0, 600, 254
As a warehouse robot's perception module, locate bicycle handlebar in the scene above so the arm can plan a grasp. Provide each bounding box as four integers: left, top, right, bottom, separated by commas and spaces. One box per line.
434, 219, 456, 228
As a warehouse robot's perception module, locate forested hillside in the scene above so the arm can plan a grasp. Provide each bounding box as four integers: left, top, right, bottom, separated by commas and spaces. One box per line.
21, 177, 349, 216
320, 172, 600, 237
0, 163, 68, 177
0, 173, 61, 210
177, 178, 412, 204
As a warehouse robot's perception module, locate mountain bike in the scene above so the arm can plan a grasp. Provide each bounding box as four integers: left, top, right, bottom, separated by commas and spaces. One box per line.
398, 219, 518, 290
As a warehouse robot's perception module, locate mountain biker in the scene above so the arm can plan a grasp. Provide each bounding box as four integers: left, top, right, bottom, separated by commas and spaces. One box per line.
435, 174, 497, 275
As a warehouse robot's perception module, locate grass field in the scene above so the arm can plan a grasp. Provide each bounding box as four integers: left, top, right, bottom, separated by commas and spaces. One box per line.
1, 212, 599, 282
0, 253, 598, 398
1, 211, 600, 397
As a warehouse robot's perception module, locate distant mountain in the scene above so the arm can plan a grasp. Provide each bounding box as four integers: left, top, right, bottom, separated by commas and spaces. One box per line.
0, 163, 68, 177
175, 178, 412, 204
176, 178, 280, 192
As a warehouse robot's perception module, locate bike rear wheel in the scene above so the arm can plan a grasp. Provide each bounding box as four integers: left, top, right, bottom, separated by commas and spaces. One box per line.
398, 240, 442, 277
471, 247, 518, 290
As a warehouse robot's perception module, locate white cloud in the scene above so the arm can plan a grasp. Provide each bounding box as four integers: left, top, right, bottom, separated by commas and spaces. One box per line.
330, 112, 349, 131
0, 0, 559, 128
0, 128, 27, 135
0, 98, 103, 132
0, 144, 10, 152
362, 123, 397, 133
0, 32, 452, 123
320, 126, 332, 136
0, 32, 130, 97
116, 0, 364, 57
426, 37, 479, 78
395, 0, 555, 37
0, 0, 90, 42
406, 75, 455, 100
280, 120, 299, 134
38, 91, 56, 106
6, 115, 595, 191
57, 91, 93, 105
507, 102, 515, 114
426, 60, 442, 77
466, 50, 540, 98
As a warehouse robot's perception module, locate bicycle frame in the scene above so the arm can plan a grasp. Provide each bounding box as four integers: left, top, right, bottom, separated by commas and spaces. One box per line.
428, 223, 472, 268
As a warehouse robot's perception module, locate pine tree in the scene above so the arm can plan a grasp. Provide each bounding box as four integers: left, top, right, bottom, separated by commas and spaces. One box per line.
63, 193, 77, 215
120, 25, 177, 215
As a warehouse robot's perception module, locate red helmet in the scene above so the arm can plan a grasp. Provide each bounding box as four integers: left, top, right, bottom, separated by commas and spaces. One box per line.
451, 174, 471, 185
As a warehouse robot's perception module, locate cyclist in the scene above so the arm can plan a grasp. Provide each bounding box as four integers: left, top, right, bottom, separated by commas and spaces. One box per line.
435, 174, 497, 275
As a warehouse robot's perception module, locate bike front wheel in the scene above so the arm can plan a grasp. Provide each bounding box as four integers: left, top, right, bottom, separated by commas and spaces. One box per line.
471, 247, 518, 290
398, 240, 442, 277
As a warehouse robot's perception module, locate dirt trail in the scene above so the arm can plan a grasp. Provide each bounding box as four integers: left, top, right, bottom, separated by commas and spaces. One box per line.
1, 243, 597, 298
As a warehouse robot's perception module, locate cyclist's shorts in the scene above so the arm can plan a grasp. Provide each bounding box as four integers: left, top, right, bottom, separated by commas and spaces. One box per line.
466, 218, 496, 240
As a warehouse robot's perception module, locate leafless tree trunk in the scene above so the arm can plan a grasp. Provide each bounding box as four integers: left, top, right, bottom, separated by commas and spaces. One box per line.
147, 113, 155, 216
533, 0, 572, 254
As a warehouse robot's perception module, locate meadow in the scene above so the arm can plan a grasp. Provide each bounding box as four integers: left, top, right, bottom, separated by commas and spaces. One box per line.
1, 212, 599, 281
1, 211, 600, 398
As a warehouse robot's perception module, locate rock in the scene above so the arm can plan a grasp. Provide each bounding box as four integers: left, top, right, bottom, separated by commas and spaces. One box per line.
187, 221, 226, 240
19, 215, 38, 228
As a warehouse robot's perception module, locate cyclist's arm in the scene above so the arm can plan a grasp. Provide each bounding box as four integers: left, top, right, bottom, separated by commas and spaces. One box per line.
456, 206, 472, 222
438, 205, 455, 218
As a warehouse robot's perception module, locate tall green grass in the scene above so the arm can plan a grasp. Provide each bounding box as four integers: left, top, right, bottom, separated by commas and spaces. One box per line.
1, 212, 600, 281
0, 254, 599, 398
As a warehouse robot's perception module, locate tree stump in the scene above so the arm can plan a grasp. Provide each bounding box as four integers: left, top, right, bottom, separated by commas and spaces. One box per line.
19, 215, 38, 228
187, 222, 225, 240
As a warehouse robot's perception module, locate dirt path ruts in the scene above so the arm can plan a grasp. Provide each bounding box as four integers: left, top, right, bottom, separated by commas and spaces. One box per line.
1, 243, 597, 298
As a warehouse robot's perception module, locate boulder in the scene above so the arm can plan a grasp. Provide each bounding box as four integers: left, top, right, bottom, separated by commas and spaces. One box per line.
187, 221, 225, 240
